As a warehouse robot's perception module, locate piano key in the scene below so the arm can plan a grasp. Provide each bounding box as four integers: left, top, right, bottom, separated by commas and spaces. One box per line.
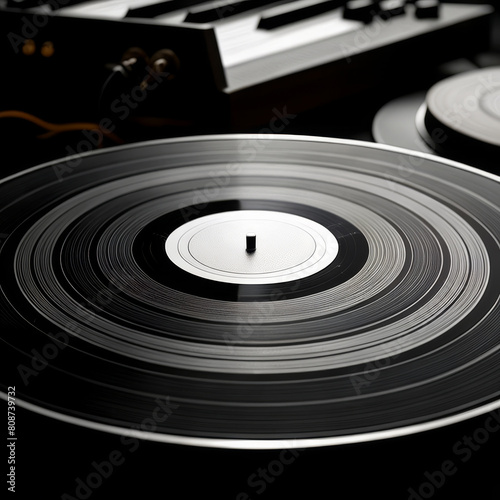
52, 0, 98, 8
126, 0, 211, 19
50, 0, 162, 19
342, 0, 377, 24
7, 0, 97, 8
7, 0, 101, 10
378, 0, 406, 19
216, 6, 358, 68
184, 0, 286, 23
258, 0, 345, 30
415, 0, 440, 19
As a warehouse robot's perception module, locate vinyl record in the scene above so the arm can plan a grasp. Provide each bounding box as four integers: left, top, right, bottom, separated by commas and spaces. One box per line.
372, 91, 431, 153
1, 135, 500, 449
373, 67, 500, 172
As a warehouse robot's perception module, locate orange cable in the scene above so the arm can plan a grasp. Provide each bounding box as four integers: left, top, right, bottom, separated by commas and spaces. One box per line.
0, 110, 124, 144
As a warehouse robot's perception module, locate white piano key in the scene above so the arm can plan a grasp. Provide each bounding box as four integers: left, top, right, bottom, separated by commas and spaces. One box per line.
213, 8, 359, 68
58, 0, 175, 18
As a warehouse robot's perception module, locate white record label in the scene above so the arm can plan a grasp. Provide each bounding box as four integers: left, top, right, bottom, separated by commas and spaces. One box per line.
165, 210, 339, 284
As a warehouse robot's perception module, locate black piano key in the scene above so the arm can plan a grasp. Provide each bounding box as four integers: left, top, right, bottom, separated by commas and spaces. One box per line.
126, 0, 211, 19
184, 0, 286, 23
414, 0, 440, 19
343, 1, 377, 25
7, 0, 91, 8
378, 0, 405, 19
258, 0, 345, 30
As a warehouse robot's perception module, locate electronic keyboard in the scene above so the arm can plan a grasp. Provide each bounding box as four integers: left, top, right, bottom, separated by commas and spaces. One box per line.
0, 1, 494, 129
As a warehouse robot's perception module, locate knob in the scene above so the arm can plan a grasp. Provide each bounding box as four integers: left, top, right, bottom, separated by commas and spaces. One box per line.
121, 46, 149, 76
149, 49, 180, 80
140, 48, 180, 90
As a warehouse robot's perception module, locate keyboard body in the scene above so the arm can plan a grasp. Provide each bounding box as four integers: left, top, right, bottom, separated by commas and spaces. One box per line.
0, 1, 494, 130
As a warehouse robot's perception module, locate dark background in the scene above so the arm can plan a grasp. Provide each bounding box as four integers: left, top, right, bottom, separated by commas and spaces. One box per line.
15, 403, 500, 498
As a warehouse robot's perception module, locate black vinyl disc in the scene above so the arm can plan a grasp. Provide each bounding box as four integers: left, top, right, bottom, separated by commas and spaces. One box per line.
1, 135, 500, 449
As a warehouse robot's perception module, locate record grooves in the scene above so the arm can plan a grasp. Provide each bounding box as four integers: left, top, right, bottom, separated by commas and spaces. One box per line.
1, 135, 500, 449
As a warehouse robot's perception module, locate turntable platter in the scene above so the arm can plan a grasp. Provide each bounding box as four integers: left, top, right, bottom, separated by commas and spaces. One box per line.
1, 135, 500, 449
